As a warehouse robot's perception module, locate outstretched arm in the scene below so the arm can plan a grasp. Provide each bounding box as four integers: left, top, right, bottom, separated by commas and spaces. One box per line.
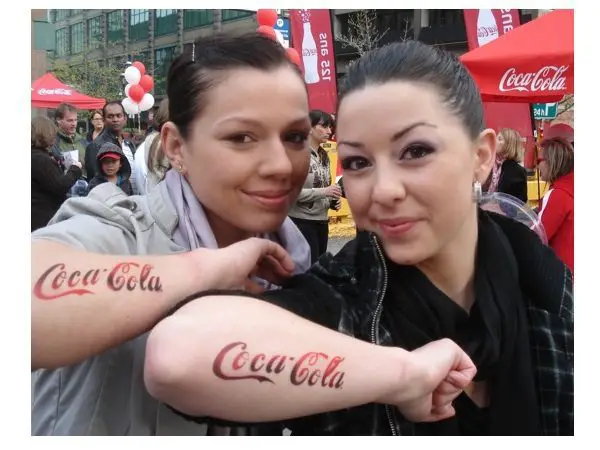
145, 293, 476, 424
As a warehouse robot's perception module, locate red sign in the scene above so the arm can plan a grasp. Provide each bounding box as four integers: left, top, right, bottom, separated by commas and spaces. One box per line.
290, 9, 338, 114
463, 9, 536, 168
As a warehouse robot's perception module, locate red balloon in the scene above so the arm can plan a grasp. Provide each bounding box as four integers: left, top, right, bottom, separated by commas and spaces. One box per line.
132, 61, 145, 76
287, 48, 301, 67
139, 74, 154, 93
257, 25, 277, 41
128, 84, 145, 103
256, 9, 278, 27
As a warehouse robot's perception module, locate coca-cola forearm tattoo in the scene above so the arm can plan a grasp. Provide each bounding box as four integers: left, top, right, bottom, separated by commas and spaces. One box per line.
213, 341, 345, 389
33, 262, 163, 300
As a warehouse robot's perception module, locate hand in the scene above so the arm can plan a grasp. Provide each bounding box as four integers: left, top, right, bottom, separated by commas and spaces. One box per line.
324, 184, 342, 199
186, 238, 296, 295
71, 161, 83, 169
331, 198, 342, 211
380, 338, 477, 423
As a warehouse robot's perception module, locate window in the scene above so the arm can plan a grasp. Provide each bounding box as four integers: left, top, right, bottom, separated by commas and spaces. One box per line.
154, 46, 176, 95
70, 9, 83, 16
129, 9, 150, 41
55, 9, 69, 21
70, 22, 84, 54
429, 10, 464, 27
107, 10, 124, 42
184, 9, 213, 29
55, 27, 69, 56
222, 9, 254, 22
87, 16, 102, 49
155, 9, 178, 37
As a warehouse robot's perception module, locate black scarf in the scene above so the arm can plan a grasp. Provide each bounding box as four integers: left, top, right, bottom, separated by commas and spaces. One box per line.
382, 211, 540, 435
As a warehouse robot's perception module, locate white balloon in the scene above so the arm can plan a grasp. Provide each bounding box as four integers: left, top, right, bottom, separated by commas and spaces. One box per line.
122, 97, 139, 115
124, 84, 133, 98
124, 66, 141, 85
139, 93, 155, 112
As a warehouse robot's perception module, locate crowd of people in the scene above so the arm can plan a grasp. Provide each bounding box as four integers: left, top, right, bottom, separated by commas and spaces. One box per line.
31, 33, 573, 436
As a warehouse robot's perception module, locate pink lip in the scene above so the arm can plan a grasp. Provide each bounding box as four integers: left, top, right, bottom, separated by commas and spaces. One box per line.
376, 218, 419, 238
244, 190, 291, 209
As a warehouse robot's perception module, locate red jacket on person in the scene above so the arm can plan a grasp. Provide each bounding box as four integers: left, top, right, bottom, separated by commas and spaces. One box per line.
539, 171, 574, 274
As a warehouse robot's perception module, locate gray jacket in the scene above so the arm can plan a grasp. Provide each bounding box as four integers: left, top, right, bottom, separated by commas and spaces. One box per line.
31, 182, 309, 435
288, 150, 332, 222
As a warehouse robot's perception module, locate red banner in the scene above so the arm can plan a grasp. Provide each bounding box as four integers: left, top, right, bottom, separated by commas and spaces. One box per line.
290, 9, 338, 114
463, 9, 536, 168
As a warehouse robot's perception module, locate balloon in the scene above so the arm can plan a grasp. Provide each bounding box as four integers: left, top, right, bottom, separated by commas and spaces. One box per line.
128, 84, 145, 103
257, 25, 277, 41
124, 83, 133, 98
256, 9, 278, 27
132, 61, 145, 76
122, 97, 139, 115
139, 75, 154, 93
139, 93, 155, 112
124, 66, 141, 85
286, 48, 301, 67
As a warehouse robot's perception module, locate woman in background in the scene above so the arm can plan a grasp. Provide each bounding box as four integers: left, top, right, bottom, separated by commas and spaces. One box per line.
537, 137, 574, 274
31, 117, 82, 231
289, 110, 341, 263
86, 110, 104, 146
485, 128, 528, 203
133, 99, 170, 195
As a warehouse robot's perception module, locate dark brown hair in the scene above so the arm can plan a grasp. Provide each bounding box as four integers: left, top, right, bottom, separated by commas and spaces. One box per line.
167, 33, 301, 140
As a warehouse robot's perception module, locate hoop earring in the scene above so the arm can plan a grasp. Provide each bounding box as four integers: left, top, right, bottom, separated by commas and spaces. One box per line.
472, 180, 482, 203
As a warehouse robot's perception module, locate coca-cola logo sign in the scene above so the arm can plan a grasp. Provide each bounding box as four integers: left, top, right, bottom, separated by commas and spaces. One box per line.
477, 25, 498, 39
499, 65, 569, 93
212, 341, 345, 389
37, 88, 73, 96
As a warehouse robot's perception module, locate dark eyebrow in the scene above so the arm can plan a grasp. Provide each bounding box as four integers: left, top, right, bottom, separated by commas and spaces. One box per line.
338, 121, 437, 149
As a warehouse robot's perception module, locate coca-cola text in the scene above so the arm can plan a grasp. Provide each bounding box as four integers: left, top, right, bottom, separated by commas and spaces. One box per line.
213, 341, 345, 389
499, 66, 569, 93
33, 262, 163, 300
37, 88, 72, 96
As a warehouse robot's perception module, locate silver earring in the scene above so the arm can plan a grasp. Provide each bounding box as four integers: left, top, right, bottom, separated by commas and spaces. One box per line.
176, 164, 184, 173
472, 180, 482, 203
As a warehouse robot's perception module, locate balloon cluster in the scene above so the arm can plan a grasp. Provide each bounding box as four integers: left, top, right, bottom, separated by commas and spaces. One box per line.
122, 61, 155, 115
256, 9, 301, 68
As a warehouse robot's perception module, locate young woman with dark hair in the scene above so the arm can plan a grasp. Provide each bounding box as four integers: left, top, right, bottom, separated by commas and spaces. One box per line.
31, 34, 465, 436
289, 110, 342, 263
145, 39, 573, 436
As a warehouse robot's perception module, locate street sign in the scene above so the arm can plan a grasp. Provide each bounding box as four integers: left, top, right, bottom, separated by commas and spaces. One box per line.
273, 17, 290, 48
532, 102, 558, 120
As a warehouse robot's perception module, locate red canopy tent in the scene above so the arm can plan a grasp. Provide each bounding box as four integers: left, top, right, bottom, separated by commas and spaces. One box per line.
460, 9, 574, 103
31, 73, 106, 109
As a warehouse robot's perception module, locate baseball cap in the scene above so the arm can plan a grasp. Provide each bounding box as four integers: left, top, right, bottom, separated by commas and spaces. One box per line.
100, 152, 121, 161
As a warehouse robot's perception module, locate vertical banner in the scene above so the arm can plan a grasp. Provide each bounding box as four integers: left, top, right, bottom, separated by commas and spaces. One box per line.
273, 17, 290, 48
290, 9, 338, 114
463, 9, 536, 169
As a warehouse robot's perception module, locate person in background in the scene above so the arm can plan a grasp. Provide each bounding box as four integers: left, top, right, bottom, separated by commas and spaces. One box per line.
52, 102, 88, 178
289, 110, 342, 263
87, 142, 134, 196
85, 109, 104, 147
485, 128, 528, 203
537, 137, 574, 274
133, 98, 170, 195
31, 117, 82, 231
85, 100, 137, 191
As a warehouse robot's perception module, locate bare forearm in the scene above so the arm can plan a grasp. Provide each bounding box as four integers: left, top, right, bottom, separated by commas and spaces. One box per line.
31, 241, 195, 370
144, 295, 409, 422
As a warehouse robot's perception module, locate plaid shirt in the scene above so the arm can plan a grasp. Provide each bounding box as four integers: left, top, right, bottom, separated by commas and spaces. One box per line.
261, 216, 574, 436
174, 214, 574, 435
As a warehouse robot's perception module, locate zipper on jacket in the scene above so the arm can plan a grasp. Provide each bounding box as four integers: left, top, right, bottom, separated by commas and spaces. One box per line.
369, 234, 398, 436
